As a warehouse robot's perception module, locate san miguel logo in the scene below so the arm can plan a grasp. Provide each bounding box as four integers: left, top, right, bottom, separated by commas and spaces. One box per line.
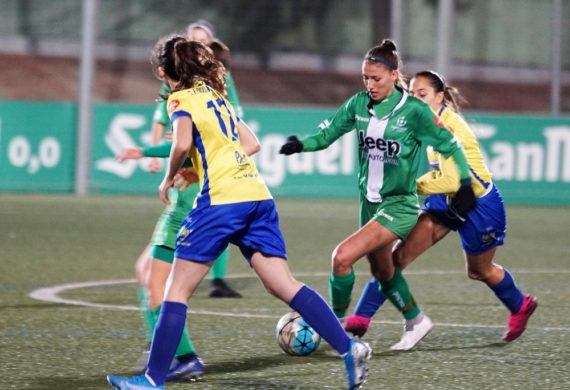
168, 99, 180, 113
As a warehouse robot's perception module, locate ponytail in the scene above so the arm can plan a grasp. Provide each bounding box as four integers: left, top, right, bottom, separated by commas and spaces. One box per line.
364, 39, 407, 90
150, 35, 227, 96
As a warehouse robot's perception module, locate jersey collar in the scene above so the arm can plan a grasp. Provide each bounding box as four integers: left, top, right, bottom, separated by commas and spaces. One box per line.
367, 88, 408, 120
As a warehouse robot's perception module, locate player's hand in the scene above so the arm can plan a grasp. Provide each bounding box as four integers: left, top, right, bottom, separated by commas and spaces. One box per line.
174, 167, 199, 191
159, 177, 174, 205
447, 179, 477, 222
279, 136, 303, 155
147, 157, 162, 173
116, 147, 143, 162
165, 131, 173, 141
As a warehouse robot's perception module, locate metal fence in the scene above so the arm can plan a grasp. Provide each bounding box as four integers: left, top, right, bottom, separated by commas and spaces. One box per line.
0, 0, 567, 194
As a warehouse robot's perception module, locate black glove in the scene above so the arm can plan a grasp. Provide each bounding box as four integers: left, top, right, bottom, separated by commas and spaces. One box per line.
447, 179, 477, 222
279, 136, 303, 155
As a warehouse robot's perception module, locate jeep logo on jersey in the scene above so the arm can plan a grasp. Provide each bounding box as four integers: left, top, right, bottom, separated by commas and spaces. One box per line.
358, 131, 401, 156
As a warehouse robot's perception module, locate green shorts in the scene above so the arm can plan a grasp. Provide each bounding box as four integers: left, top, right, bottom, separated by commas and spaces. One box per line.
150, 245, 175, 264
359, 194, 420, 239
150, 183, 199, 250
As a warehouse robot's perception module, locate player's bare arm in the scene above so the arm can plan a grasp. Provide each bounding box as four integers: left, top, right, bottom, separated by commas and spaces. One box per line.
160, 116, 194, 204
237, 120, 261, 156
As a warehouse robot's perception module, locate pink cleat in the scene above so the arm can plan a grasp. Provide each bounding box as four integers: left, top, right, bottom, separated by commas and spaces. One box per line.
503, 294, 538, 342
344, 314, 372, 338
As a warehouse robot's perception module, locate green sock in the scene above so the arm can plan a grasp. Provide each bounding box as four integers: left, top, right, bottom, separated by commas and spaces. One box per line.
328, 270, 355, 318
210, 248, 229, 279
381, 268, 421, 320
137, 287, 156, 343
176, 327, 196, 356
151, 305, 196, 356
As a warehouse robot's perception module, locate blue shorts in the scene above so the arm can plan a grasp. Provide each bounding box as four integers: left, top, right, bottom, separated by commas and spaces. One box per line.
175, 199, 287, 263
422, 184, 506, 255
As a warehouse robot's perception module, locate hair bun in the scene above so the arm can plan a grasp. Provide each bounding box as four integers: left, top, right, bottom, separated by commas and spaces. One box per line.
380, 39, 397, 52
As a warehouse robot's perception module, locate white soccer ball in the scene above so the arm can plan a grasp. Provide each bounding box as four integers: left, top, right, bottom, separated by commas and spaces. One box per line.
275, 311, 321, 356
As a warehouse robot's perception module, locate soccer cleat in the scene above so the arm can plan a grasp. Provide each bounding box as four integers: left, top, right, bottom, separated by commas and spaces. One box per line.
208, 278, 242, 298
107, 374, 163, 389
344, 314, 372, 338
390, 314, 433, 351
165, 354, 205, 381
503, 294, 538, 342
343, 339, 372, 390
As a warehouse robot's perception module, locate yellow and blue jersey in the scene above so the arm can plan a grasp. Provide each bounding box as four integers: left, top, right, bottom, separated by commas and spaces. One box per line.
167, 81, 271, 207
417, 106, 492, 197
419, 106, 505, 254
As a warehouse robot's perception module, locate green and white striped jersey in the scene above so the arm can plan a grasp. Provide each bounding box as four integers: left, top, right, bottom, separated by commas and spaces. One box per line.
301, 88, 465, 203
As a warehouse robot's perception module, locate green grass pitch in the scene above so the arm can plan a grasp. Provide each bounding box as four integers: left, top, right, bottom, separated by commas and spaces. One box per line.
1, 194, 569, 389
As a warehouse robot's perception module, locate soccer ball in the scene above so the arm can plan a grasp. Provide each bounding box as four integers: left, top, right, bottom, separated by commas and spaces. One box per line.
275, 311, 321, 356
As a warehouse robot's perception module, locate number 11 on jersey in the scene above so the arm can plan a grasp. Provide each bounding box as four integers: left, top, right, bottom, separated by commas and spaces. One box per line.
207, 98, 238, 141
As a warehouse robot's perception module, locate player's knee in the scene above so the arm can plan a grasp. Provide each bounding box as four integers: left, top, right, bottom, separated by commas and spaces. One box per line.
260, 281, 296, 303
331, 245, 354, 274
467, 266, 493, 282
392, 247, 406, 269
392, 243, 416, 270
262, 285, 280, 299
467, 268, 483, 281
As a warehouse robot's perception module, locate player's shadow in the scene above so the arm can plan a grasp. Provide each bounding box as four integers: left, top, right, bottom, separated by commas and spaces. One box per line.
374, 340, 507, 357
30, 376, 110, 390
203, 377, 306, 389
204, 353, 318, 374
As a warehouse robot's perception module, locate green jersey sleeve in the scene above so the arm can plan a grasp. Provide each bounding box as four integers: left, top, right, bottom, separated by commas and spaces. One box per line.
226, 72, 244, 118
414, 104, 470, 180
301, 95, 357, 152
152, 82, 171, 126
142, 142, 172, 158
142, 142, 193, 167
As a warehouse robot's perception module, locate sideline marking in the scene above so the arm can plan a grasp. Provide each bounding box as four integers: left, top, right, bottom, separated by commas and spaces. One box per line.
28, 270, 570, 331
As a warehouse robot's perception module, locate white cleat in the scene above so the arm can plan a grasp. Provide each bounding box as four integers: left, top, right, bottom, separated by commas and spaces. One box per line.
343, 339, 373, 389
390, 314, 433, 351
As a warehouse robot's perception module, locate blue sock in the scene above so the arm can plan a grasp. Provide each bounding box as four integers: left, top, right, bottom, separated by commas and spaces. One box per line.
490, 268, 524, 314
289, 285, 351, 355
354, 277, 387, 318
146, 301, 187, 385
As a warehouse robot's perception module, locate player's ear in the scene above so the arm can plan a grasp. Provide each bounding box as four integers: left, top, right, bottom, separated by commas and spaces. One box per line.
158, 67, 166, 80
436, 91, 445, 105
391, 70, 399, 83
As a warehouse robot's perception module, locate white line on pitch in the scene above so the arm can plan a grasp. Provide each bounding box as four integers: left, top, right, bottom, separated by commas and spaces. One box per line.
28, 277, 569, 332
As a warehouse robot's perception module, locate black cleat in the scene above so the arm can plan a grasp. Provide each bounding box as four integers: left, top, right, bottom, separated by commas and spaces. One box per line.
208, 278, 242, 298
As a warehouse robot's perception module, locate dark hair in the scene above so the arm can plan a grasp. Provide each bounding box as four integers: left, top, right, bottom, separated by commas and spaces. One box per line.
150, 34, 185, 82
150, 35, 227, 95
414, 70, 468, 112
209, 38, 231, 69
364, 39, 407, 89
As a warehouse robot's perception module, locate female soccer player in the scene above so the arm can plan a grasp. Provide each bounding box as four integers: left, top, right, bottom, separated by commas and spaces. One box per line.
107, 35, 371, 390
118, 144, 206, 381
343, 70, 538, 342
144, 19, 243, 299
122, 22, 243, 379
279, 39, 477, 351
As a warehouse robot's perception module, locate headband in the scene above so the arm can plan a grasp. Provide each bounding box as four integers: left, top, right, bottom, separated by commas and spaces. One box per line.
187, 21, 215, 39
364, 55, 396, 70
425, 70, 446, 88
